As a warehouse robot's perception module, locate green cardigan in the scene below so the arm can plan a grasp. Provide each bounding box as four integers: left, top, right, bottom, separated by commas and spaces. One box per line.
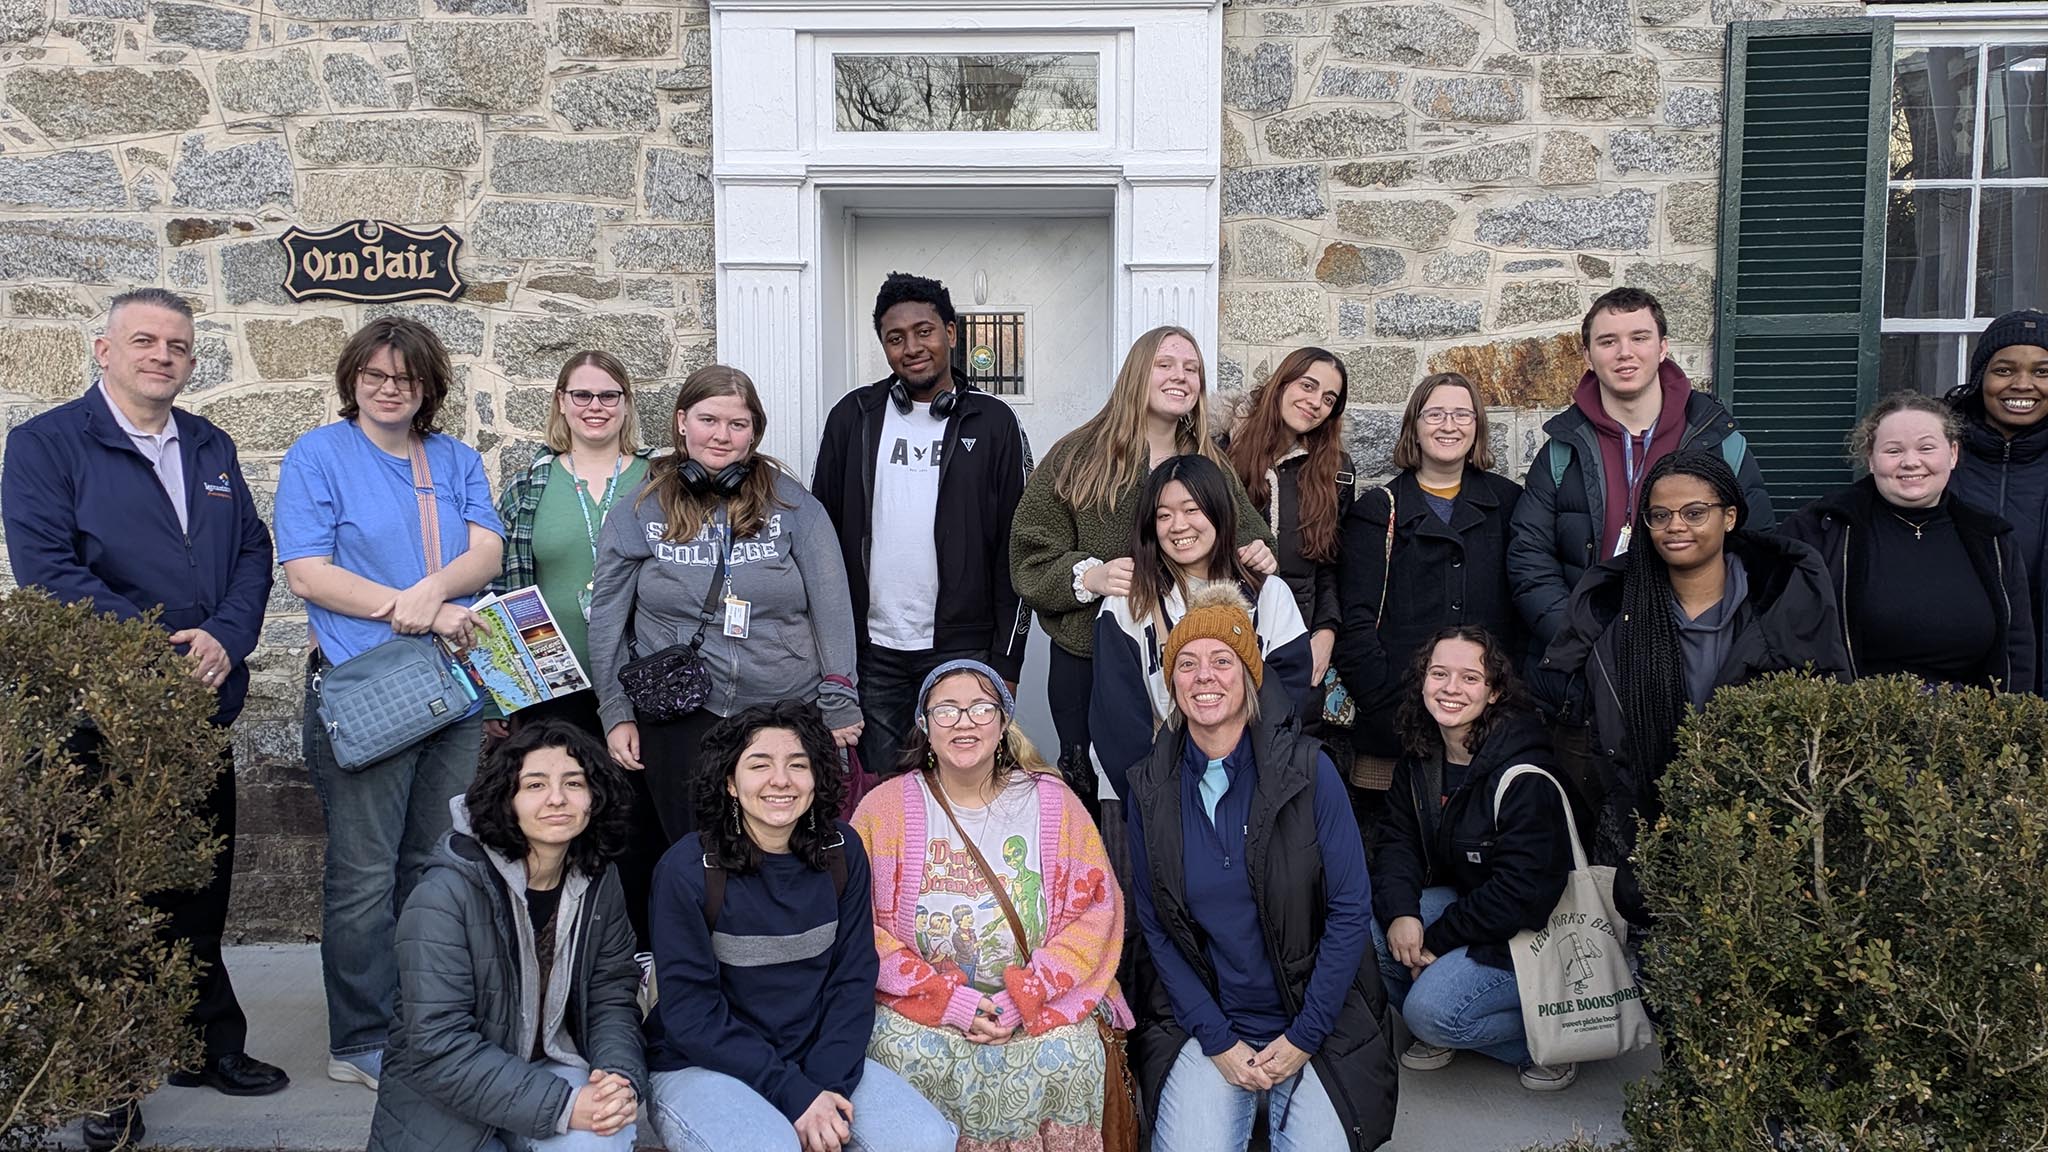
1009, 438, 1275, 658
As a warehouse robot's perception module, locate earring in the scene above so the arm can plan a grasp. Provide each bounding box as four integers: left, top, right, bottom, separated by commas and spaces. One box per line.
926, 749, 938, 774
728, 796, 741, 835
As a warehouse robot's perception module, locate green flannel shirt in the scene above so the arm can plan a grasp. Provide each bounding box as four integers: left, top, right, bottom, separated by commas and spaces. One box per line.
489, 448, 657, 595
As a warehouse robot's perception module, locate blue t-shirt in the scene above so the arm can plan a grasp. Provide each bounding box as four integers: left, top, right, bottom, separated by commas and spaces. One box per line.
274, 421, 504, 669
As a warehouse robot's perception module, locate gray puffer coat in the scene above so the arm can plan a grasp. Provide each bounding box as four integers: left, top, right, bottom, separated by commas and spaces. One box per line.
366, 820, 647, 1152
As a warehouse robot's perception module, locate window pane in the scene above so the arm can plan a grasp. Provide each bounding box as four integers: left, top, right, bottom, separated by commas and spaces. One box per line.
1986, 45, 2048, 178
1976, 186, 2048, 317
1885, 187, 1972, 318
1881, 332, 1965, 395
957, 312, 1026, 396
834, 54, 1098, 132
1891, 46, 1978, 180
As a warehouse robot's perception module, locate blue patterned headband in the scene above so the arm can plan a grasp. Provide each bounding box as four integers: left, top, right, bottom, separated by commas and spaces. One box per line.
916, 659, 1015, 720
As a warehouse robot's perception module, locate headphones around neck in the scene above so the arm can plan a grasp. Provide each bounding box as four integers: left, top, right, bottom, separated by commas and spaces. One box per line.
889, 376, 967, 419
677, 456, 752, 497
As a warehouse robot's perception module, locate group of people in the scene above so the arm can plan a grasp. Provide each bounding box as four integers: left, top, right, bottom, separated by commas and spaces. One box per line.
8, 273, 2048, 1152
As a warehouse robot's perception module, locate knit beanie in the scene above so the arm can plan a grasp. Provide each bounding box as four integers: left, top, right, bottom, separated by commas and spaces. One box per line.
1162, 581, 1264, 690
1965, 309, 2048, 393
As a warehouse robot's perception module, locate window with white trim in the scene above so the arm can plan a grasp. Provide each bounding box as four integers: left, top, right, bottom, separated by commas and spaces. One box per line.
1884, 31, 2048, 393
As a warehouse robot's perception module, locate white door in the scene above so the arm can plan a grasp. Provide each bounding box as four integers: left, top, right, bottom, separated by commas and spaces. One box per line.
849, 211, 1114, 753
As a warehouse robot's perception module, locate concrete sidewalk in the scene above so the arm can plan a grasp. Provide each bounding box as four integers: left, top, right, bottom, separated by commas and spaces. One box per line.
58, 945, 1652, 1151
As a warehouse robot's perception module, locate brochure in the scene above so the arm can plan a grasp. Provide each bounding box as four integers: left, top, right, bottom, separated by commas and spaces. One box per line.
462, 587, 592, 713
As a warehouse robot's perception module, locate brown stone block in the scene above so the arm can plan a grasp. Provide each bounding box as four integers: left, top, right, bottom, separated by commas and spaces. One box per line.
1429, 332, 1584, 407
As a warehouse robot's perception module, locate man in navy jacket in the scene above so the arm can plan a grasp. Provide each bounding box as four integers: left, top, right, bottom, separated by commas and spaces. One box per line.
3, 288, 286, 1148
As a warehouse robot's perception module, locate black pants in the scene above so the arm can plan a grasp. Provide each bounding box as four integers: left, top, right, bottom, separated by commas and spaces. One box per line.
511, 691, 662, 952
639, 709, 725, 844
858, 643, 987, 778
1046, 644, 1101, 820
133, 740, 247, 1057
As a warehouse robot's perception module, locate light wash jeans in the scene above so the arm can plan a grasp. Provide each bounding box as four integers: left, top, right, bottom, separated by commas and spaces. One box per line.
1372, 884, 1531, 1066
304, 655, 484, 1057
648, 1060, 956, 1152
1151, 1037, 1347, 1152
478, 1061, 637, 1151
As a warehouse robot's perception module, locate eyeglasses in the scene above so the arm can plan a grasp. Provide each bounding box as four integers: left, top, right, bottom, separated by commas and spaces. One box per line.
925, 701, 1002, 728
357, 368, 418, 395
1419, 408, 1475, 427
1645, 502, 1727, 529
566, 389, 626, 408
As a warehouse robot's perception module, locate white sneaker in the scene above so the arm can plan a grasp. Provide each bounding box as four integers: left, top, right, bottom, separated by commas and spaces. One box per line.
1519, 1061, 1578, 1092
327, 1051, 381, 1091
1401, 1040, 1457, 1071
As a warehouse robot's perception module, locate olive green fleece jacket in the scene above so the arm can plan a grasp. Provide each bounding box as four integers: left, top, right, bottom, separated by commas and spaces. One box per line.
1009, 438, 1274, 658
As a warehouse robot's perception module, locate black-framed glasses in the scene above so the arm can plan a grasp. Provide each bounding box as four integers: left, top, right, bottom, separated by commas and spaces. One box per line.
1419, 407, 1475, 427
1645, 502, 1727, 529
357, 367, 418, 395
925, 701, 1002, 728
565, 389, 626, 408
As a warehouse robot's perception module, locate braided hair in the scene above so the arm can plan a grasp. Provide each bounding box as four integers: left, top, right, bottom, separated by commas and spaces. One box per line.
1614, 450, 1746, 786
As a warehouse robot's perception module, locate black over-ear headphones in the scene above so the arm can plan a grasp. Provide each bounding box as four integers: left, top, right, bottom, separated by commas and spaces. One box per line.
677, 457, 752, 496
889, 377, 967, 418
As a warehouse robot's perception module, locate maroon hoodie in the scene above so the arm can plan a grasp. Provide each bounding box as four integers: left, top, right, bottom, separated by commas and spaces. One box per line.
1574, 359, 1694, 558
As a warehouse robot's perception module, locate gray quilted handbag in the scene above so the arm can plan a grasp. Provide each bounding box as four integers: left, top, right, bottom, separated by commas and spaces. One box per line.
316, 636, 477, 771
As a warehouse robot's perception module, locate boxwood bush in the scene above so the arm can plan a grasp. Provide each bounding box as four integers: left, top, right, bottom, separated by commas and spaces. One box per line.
1626, 673, 2048, 1150
0, 589, 223, 1149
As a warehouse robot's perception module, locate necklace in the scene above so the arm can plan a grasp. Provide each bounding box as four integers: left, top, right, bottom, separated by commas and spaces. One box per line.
1890, 510, 1933, 541
571, 454, 627, 620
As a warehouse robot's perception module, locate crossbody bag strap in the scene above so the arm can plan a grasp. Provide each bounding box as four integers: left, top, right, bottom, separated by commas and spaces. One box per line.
409, 437, 442, 576
1376, 485, 1395, 627
1491, 763, 1588, 871
686, 513, 732, 649
926, 774, 1032, 958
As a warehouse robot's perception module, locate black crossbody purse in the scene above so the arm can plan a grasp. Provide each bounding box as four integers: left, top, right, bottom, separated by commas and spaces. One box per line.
616, 528, 729, 723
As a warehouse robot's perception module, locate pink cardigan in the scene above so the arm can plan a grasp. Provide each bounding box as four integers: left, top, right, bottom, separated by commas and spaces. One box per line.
850, 771, 1135, 1036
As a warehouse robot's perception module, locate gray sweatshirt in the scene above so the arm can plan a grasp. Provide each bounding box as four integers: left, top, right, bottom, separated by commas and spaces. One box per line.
589, 468, 860, 731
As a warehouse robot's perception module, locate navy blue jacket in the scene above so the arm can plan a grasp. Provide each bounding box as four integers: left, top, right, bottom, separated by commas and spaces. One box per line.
1950, 416, 2048, 691
3, 390, 274, 725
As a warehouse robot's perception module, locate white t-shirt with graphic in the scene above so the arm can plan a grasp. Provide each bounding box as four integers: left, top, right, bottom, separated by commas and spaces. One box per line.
868, 400, 947, 650
913, 774, 1045, 996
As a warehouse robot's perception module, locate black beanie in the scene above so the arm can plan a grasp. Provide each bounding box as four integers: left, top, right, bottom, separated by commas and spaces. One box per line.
1965, 309, 2048, 392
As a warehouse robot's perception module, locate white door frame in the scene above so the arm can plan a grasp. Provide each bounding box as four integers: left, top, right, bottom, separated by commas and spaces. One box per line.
708, 0, 1225, 473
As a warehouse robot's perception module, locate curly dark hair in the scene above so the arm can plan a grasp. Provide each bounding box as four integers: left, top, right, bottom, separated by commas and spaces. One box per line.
1396, 625, 1531, 760
695, 700, 846, 874
872, 271, 956, 333
465, 718, 632, 879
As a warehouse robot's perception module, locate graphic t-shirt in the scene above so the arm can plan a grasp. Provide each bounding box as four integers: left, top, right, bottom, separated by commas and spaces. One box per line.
913, 774, 1044, 995
867, 399, 947, 651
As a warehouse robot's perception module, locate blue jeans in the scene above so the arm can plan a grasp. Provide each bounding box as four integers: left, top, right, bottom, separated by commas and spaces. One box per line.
648, 1060, 956, 1152
1372, 885, 1530, 1066
304, 657, 483, 1056
478, 1061, 636, 1151
1151, 1037, 1348, 1152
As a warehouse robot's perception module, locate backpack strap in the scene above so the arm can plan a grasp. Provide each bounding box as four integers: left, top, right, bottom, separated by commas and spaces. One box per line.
1720, 429, 1748, 473
1491, 763, 1588, 871
1547, 439, 1571, 488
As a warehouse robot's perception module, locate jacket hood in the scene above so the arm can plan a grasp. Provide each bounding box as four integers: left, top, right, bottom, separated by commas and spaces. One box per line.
1569, 360, 1693, 437
437, 794, 595, 900
1465, 707, 1559, 781
1809, 475, 2014, 539
1958, 407, 2048, 465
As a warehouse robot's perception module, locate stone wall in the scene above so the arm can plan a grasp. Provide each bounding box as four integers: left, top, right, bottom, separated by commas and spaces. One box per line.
0, 0, 714, 939
1215, 0, 1855, 478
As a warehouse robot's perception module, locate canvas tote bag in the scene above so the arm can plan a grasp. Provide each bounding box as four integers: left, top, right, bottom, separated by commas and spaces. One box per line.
1492, 763, 1654, 1065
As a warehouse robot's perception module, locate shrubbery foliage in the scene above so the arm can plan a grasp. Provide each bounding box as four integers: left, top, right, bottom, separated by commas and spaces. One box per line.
0, 589, 222, 1149
1628, 673, 2048, 1150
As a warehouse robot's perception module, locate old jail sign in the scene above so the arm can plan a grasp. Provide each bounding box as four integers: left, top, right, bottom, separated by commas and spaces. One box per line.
279, 220, 465, 303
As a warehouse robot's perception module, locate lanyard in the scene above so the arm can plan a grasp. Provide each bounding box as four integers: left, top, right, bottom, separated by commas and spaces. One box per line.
571, 454, 627, 558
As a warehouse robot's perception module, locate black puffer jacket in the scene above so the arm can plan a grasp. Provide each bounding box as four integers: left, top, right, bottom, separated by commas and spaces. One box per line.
1126, 680, 1397, 1151
1779, 476, 2034, 693
368, 830, 648, 1152
1334, 467, 1523, 759
1535, 531, 1848, 922
1371, 709, 1578, 972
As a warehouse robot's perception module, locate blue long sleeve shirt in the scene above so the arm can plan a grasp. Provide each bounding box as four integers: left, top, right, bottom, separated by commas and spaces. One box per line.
1129, 732, 1373, 1057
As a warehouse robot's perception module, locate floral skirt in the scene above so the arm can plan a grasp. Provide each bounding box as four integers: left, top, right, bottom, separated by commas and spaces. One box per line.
870, 1005, 1107, 1152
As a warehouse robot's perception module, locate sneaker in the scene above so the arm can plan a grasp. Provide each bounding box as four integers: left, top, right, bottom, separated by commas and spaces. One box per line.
327, 1050, 382, 1091
1400, 1040, 1457, 1071
1519, 1061, 1578, 1092
635, 951, 657, 1018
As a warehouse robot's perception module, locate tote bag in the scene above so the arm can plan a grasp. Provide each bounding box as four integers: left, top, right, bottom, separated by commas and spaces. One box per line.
1492, 763, 1655, 1065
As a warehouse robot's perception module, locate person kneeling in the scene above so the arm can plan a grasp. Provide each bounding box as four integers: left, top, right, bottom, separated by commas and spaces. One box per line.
369, 718, 645, 1152
852, 659, 1134, 1151
1127, 585, 1397, 1152
1371, 628, 1582, 1092
644, 700, 957, 1152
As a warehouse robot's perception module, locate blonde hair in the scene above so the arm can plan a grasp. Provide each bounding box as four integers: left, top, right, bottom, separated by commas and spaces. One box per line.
639, 364, 793, 542
545, 350, 643, 455
1049, 326, 1229, 514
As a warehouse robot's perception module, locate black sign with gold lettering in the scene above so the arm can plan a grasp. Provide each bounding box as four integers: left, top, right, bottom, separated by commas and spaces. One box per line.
279, 220, 465, 303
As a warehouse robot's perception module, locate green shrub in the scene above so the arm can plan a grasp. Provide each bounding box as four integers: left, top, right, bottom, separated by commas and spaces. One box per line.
0, 589, 224, 1149
1629, 673, 2048, 1150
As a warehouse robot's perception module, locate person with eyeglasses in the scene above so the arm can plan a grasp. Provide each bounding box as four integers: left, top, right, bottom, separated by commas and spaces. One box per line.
849, 658, 1132, 1152
1533, 451, 1846, 925
486, 350, 663, 949
1332, 372, 1523, 844
1781, 392, 2034, 693
274, 316, 506, 1092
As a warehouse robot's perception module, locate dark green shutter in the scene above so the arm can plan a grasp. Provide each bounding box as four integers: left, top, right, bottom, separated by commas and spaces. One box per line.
1716, 17, 1892, 517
